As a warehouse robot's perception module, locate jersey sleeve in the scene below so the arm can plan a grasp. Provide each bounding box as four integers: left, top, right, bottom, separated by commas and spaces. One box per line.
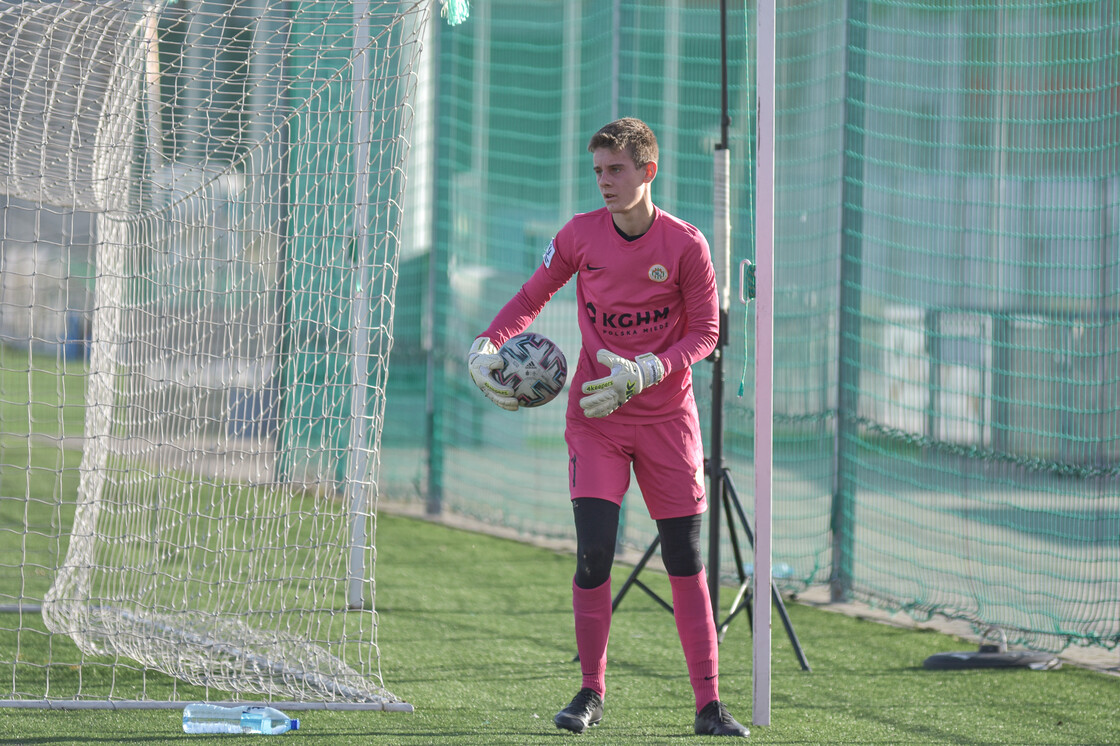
478, 233, 577, 346
656, 232, 719, 377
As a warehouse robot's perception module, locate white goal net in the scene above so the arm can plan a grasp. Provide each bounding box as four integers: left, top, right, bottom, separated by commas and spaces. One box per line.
0, 0, 466, 708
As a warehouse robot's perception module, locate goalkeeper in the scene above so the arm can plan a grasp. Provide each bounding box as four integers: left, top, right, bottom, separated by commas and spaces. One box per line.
468, 117, 748, 738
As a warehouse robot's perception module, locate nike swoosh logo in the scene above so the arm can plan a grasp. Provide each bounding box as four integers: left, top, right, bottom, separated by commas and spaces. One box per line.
584, 264, 606, 271
704, 675, 718, 680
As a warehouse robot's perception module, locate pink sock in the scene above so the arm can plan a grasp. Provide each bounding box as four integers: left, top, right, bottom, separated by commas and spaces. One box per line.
572, 578, 612, 697
669, 569, 719, 712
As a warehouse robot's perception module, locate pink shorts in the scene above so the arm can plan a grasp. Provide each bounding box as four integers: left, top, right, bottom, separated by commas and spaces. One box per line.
565, 411, 707, 520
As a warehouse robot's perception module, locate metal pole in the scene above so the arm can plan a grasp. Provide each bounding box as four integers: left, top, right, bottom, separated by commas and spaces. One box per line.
752, 0, 776, 727
832, 0, 868, 604
346, 0, 375, 610
611, 0, 621, 121
425, 3, 446, 515
708, 0, 733, 623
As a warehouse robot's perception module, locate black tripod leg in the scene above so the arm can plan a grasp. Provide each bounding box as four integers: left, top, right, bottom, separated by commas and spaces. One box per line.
717, 580, 751, 643
722, 468, 811, 672
771, 579, 811, 671
611, 534, 662, 612
716, 486, 753, 641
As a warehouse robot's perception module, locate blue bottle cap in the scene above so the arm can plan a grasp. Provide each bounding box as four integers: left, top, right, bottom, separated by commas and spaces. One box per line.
290, 718, 300, 731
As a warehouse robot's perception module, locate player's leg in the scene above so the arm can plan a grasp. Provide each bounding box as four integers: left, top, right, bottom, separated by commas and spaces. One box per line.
657, 517, 749, 738
657, 514, 717, 703
555, 419, 631, 733
554, 498, 617, 733
571, 497, 618, 697
573, 497, 618, 590
636, 417, 749, 738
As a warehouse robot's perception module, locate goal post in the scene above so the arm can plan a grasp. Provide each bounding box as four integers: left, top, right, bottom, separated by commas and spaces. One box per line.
751, 0, 777, 727
0, 0, 468, 709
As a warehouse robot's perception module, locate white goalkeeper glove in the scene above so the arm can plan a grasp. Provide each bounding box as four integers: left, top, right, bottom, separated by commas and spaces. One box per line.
468, 337, 519, 411
579, 349, 665, 418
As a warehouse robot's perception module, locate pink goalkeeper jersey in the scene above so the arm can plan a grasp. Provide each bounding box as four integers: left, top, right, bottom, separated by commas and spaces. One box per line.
481, 206, 719, 424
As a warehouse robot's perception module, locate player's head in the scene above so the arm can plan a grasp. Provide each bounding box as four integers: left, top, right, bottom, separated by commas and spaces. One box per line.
587, 118, 658, 171
588, 118, 659, 217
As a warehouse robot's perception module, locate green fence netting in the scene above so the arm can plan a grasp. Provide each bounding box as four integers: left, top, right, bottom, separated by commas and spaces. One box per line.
379, 0, 1119, 655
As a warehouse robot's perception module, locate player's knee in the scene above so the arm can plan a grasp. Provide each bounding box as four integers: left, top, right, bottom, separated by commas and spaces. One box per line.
574, 545, 613, 589
660, 543, 703, 577
657, 514, 704, 577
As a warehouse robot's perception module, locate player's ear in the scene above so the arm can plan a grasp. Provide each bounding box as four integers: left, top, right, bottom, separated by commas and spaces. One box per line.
644, 161, 657, 183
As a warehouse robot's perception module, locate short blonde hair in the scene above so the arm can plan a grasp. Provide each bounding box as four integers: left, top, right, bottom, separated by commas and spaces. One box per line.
587, 118, 658, 169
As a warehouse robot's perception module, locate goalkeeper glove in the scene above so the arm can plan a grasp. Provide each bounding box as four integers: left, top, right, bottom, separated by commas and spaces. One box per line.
579, 349, 665, 418
468, 337, 519, 411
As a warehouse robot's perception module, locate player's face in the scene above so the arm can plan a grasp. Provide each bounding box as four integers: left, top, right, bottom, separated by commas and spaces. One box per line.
592, 147, 654, 215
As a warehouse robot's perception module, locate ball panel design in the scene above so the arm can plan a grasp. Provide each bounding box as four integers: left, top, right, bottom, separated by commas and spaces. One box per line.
492, 332, 567, 408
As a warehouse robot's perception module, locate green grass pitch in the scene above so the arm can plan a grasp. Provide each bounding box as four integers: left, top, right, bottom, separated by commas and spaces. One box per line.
0, 512, 1116, 745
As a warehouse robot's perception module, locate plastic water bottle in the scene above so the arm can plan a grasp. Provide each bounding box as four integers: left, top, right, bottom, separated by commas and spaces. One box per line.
182, 703, 300, 735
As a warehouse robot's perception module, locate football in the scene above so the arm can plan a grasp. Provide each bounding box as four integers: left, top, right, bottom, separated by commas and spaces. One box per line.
492, 332, 568, 408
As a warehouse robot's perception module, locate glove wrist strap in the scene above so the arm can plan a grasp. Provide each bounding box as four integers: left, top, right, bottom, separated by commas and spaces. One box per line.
635, 352, 665, 387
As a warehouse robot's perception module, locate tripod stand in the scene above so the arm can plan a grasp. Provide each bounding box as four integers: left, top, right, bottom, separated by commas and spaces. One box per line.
607, 456, 810, 671
607, 250, 809, 670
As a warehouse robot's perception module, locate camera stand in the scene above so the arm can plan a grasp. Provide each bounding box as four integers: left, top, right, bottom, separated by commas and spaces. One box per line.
608, 458, 810, 671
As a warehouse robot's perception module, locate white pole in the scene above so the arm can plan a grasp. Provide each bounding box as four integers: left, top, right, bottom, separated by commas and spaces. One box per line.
560, 1, 580, 218
346, 0, 375, 610
714, 151, 731, 314
611, 0, 621, 120
752, 0, 776, 728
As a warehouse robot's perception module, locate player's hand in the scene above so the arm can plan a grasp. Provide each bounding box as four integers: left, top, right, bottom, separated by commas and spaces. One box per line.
468, 337, 519, 411
580, 349, 665, 418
